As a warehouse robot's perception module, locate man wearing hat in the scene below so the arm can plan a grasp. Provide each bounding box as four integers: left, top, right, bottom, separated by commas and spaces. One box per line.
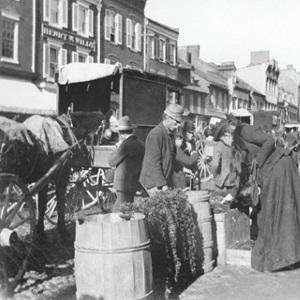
108, 116, 145, 212
139, 103, 184, 196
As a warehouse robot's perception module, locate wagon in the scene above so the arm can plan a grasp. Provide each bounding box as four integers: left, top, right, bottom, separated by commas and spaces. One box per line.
0, 143, 80, 294
0, 63, 121, 294
43, 63, 122, 224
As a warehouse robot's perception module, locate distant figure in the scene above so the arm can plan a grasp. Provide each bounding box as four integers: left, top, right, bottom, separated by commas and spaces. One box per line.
211, 120, 236, 193
172, 133, 199, 189
108, 116, 144, 212
180, 119, 196, 154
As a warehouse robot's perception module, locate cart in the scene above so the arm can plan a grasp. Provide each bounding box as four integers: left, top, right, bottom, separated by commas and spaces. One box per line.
0, 146, 75, 294
42, 63, 121, 225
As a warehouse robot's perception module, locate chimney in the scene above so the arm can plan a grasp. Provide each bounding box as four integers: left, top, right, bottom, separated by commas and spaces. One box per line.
250, 51, 270, 64
187, 45, 200, 64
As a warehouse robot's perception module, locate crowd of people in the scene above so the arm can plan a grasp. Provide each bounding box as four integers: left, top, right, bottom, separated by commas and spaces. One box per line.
108, 103, 300, 274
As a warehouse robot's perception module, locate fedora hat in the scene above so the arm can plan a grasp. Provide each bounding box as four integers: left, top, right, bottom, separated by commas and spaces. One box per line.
213, 119, 232, 141
114, 115, 136, 131
164, 103, 184, 123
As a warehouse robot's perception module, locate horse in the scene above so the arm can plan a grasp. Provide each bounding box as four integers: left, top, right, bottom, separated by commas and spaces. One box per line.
0, 110, 112, 237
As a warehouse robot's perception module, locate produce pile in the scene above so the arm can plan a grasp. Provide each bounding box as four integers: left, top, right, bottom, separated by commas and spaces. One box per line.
120, 189, 198, 298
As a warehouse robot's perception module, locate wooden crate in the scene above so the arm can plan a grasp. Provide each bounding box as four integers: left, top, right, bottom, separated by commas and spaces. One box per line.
87, 145, 115, 168
213, 209, 251, 265
226, 248, 251, 267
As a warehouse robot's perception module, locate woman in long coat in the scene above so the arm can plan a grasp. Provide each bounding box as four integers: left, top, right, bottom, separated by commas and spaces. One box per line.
225, 118, 300, 272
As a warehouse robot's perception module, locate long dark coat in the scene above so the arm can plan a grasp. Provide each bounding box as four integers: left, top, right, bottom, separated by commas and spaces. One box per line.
139, 122, 175, 189
108, 135, 145, 193
235, 124, 300, 272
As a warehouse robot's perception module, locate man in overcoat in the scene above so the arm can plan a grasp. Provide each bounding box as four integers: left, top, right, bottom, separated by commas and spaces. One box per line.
139, 103, 184, 196
108, 116, 145, 212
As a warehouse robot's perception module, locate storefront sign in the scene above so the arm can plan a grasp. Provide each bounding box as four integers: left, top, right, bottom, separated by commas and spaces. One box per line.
42, 25, 96, 51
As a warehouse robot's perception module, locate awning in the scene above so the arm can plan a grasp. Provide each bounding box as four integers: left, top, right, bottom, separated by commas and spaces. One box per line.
0, 76, 57, 115
58, 62, 120, 85
230, 108, 253, 117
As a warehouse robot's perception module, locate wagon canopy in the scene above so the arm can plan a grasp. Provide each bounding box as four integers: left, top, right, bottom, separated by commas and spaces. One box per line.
57, 63, 121, 114
58, 62, 120, 85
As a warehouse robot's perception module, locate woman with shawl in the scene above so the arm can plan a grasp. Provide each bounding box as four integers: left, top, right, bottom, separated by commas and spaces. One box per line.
218, 116, 300, 272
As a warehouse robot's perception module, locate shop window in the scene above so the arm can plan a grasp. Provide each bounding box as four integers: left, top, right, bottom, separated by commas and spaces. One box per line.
105, 9, 122, 44
78, 53, 86, 62
44, 0, 68, 28
72, 1, 94, 37
126, 18, 141, 52
1, 11, 20, 63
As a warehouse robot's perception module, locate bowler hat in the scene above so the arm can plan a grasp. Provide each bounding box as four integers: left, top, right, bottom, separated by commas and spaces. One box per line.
183, 120, 195, 133
114, 116, 136, 131
164, 103, 184, 123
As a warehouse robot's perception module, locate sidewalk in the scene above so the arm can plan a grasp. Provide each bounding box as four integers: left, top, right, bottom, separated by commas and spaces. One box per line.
179, 264, 300, 300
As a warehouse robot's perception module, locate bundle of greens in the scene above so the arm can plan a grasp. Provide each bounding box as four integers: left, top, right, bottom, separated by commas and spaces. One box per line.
120, 189, 197, 294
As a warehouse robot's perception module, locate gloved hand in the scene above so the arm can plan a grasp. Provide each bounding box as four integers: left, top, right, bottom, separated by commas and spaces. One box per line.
221, 193, 234, 204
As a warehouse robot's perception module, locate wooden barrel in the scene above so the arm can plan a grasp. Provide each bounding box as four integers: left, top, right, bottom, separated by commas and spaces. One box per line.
186, 190, 214, 274
74, 213, 153, 300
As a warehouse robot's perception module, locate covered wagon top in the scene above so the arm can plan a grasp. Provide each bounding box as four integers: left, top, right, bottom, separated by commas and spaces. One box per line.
58, 62, 120, 85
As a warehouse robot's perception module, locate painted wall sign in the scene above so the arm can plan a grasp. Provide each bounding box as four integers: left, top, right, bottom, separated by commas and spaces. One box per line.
42, 25, 96, 51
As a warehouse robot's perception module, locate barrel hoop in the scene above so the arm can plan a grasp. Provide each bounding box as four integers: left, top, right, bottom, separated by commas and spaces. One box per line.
77, 290, 153, 300
131, 289, 153, 300
203, 240, 214, 248
198, 216, 213, 223
189, 196, 210, 203
74, 239, 151, 254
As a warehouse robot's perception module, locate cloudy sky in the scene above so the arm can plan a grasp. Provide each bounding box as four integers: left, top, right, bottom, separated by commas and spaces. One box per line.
145, 0, 300, 71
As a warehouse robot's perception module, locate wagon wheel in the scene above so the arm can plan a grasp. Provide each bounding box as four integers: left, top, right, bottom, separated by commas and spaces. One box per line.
44, 168, 105, 224
0, 174, 36, 295
44, 181, 75, 226
85, 168, 116, 213
196, 140, 213, 183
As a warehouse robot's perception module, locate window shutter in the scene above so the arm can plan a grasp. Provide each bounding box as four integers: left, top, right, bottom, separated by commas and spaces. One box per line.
88, 56, 94, 63
104, 10, 110, 40
135, 23, 142, 51
150, 35, 154, 58
60, 48, 67, 67
72, 3, 78, 31
126, 18, 131, 48
44, 0, 50, 21
62, 0, 68, 28
72, 52, 78, 62
154, 37, 159, 58
43, 44, 50, 78
89, 9, 94, 37
116, 14, 122, 44
166, 43, 170, 62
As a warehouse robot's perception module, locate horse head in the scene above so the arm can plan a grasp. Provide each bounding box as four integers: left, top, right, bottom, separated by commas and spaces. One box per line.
70, 140, 92, 170
68, 110, 114, 145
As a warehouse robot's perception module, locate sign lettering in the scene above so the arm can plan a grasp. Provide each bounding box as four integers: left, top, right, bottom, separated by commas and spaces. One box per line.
42, 24, 95, 51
